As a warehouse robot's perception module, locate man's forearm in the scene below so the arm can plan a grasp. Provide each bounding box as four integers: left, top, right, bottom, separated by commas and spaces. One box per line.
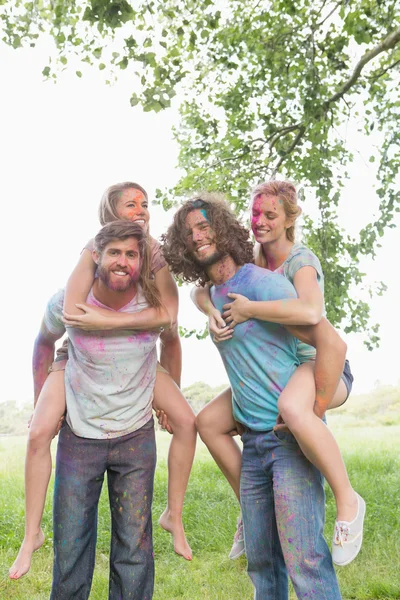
287, 319, 346, 416
159, 328, 182, 387
32, 336, 56, 406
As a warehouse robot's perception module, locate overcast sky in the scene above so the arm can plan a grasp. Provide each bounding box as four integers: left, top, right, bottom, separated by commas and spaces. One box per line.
0, 37, 399, 405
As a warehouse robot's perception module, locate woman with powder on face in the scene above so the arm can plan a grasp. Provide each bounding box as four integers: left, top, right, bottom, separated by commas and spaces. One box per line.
9, 182, 196, 580
192, 181, 365, 568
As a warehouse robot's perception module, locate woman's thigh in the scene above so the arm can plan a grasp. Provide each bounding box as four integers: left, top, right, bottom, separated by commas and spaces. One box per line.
278, 362, 316, 415
153, 371, 195, 429
279, 361, 348, 413
29, 370, 66, 440
196, 387, 236, 434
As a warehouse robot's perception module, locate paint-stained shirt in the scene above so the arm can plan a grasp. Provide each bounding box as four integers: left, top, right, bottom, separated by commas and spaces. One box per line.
274, 243, 324, 363
210, 264, 299, 431
44, 287, 159, 439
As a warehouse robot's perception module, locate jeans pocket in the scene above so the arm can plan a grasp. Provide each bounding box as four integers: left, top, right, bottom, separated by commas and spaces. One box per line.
272, 429, 298, 445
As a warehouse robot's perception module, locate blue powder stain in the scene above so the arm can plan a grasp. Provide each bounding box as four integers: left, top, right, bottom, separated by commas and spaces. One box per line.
200, 208, 208, 221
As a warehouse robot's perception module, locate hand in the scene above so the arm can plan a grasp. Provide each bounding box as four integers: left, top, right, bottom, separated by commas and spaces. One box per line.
228, 420, 245, 437
222, 293, 252, 327
154, 406, 173, 434
208, 310, 233, 343
63, 304, 115, 331
53, 416, 64, 438
313, 402, 326, 420
273, 413, 290, 433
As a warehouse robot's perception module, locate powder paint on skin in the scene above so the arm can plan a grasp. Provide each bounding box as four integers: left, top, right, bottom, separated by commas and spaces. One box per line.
132, 189, 145, 201
200, 208, 208, 221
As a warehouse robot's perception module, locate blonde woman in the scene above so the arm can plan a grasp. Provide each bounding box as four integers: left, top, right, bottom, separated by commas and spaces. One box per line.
192, 181, 365, 567
9, 182, 196, 580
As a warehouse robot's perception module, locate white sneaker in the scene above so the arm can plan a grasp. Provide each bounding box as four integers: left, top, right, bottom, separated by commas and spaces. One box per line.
229, 517, 245, 560
332, 493, 366, 566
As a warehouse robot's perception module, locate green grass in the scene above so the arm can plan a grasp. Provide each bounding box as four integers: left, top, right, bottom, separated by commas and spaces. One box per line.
0, 426, 399, 599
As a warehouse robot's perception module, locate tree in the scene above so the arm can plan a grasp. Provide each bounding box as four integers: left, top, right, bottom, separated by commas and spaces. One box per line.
2, 0, 399, 347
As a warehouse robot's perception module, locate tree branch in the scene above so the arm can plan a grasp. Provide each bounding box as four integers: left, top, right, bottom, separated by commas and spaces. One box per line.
267, 123, 302, 149
368, 57, 400, 80
325, 26, 400, 107
270, 125, 306, 177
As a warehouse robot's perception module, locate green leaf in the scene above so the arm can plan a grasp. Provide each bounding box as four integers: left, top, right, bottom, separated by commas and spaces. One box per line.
130, 93, 140, 107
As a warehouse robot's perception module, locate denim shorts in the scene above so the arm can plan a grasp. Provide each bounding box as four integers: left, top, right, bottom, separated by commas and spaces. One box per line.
340, 359, 354, 403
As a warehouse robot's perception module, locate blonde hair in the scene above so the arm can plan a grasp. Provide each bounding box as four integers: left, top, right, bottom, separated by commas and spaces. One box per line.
251, 180, 302, 268
99, 182, 148, 226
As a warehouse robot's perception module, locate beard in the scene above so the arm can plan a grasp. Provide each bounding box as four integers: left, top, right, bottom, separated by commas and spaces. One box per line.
192, 247, 225, 267
97, 265, 138, 292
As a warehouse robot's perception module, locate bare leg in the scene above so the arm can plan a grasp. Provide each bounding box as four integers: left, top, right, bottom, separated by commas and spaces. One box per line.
155, 371, 197, 561
278, 362, 357, 522
195, 388, 241, 501
9, 370, 66, 580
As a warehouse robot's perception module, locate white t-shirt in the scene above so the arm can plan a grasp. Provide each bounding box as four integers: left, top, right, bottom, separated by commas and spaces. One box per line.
44, 287, 159, 439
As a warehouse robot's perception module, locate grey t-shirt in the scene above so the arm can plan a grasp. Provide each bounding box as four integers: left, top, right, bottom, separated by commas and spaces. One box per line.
44, 287, 159, 439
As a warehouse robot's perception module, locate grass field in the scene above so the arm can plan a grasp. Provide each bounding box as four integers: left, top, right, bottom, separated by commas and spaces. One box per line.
0, 425, 399, 599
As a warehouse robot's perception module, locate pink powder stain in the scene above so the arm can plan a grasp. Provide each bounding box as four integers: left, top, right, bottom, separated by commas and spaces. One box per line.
74, 333, 106, 354
128, 331, 155, 343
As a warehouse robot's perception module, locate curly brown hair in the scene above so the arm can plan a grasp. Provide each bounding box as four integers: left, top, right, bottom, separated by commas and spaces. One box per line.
161, 192, 254, 285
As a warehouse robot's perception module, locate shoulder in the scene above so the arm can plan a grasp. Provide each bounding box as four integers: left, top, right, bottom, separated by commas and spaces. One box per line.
149, 236, 167, 274
46, 288, 65, 311
43, 289, 65, 333
288, 243, 320, 263
242, 264, 297, 301
285, 244, 323, 278
149, 236, 161, 251
83, 238, 95, 253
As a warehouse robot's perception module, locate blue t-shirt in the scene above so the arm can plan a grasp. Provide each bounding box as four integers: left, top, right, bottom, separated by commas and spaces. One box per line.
210, 264, 299, 431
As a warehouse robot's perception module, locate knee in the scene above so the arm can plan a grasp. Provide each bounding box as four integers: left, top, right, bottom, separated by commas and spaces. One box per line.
195, 408, 214, 440
27, 421, 56, 449
176, 410, 196, 434
278, 396, 304, 430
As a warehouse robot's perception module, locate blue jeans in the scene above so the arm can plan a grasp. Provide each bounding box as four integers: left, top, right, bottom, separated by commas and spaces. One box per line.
51, 418, 156, 600
240, 429, 341, 600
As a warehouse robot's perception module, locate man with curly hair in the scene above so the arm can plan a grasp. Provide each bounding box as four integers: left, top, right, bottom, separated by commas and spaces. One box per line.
162, 194, 343, 599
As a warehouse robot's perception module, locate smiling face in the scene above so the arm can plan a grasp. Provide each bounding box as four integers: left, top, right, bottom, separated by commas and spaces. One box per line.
115, 188, 150, 232
95, 237, 142, 292
250, 193, 292, 245
184, 209, 224, 266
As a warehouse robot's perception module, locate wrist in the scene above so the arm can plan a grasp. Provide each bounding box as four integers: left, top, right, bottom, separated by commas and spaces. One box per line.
209, 306, 220, 319
314, 399, 328, 418
246, 301, 255, 320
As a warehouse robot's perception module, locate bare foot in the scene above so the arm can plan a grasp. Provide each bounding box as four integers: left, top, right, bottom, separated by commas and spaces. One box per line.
159, 510, 192, 560
9, 529, 45, 580
336, 491, 359, 523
